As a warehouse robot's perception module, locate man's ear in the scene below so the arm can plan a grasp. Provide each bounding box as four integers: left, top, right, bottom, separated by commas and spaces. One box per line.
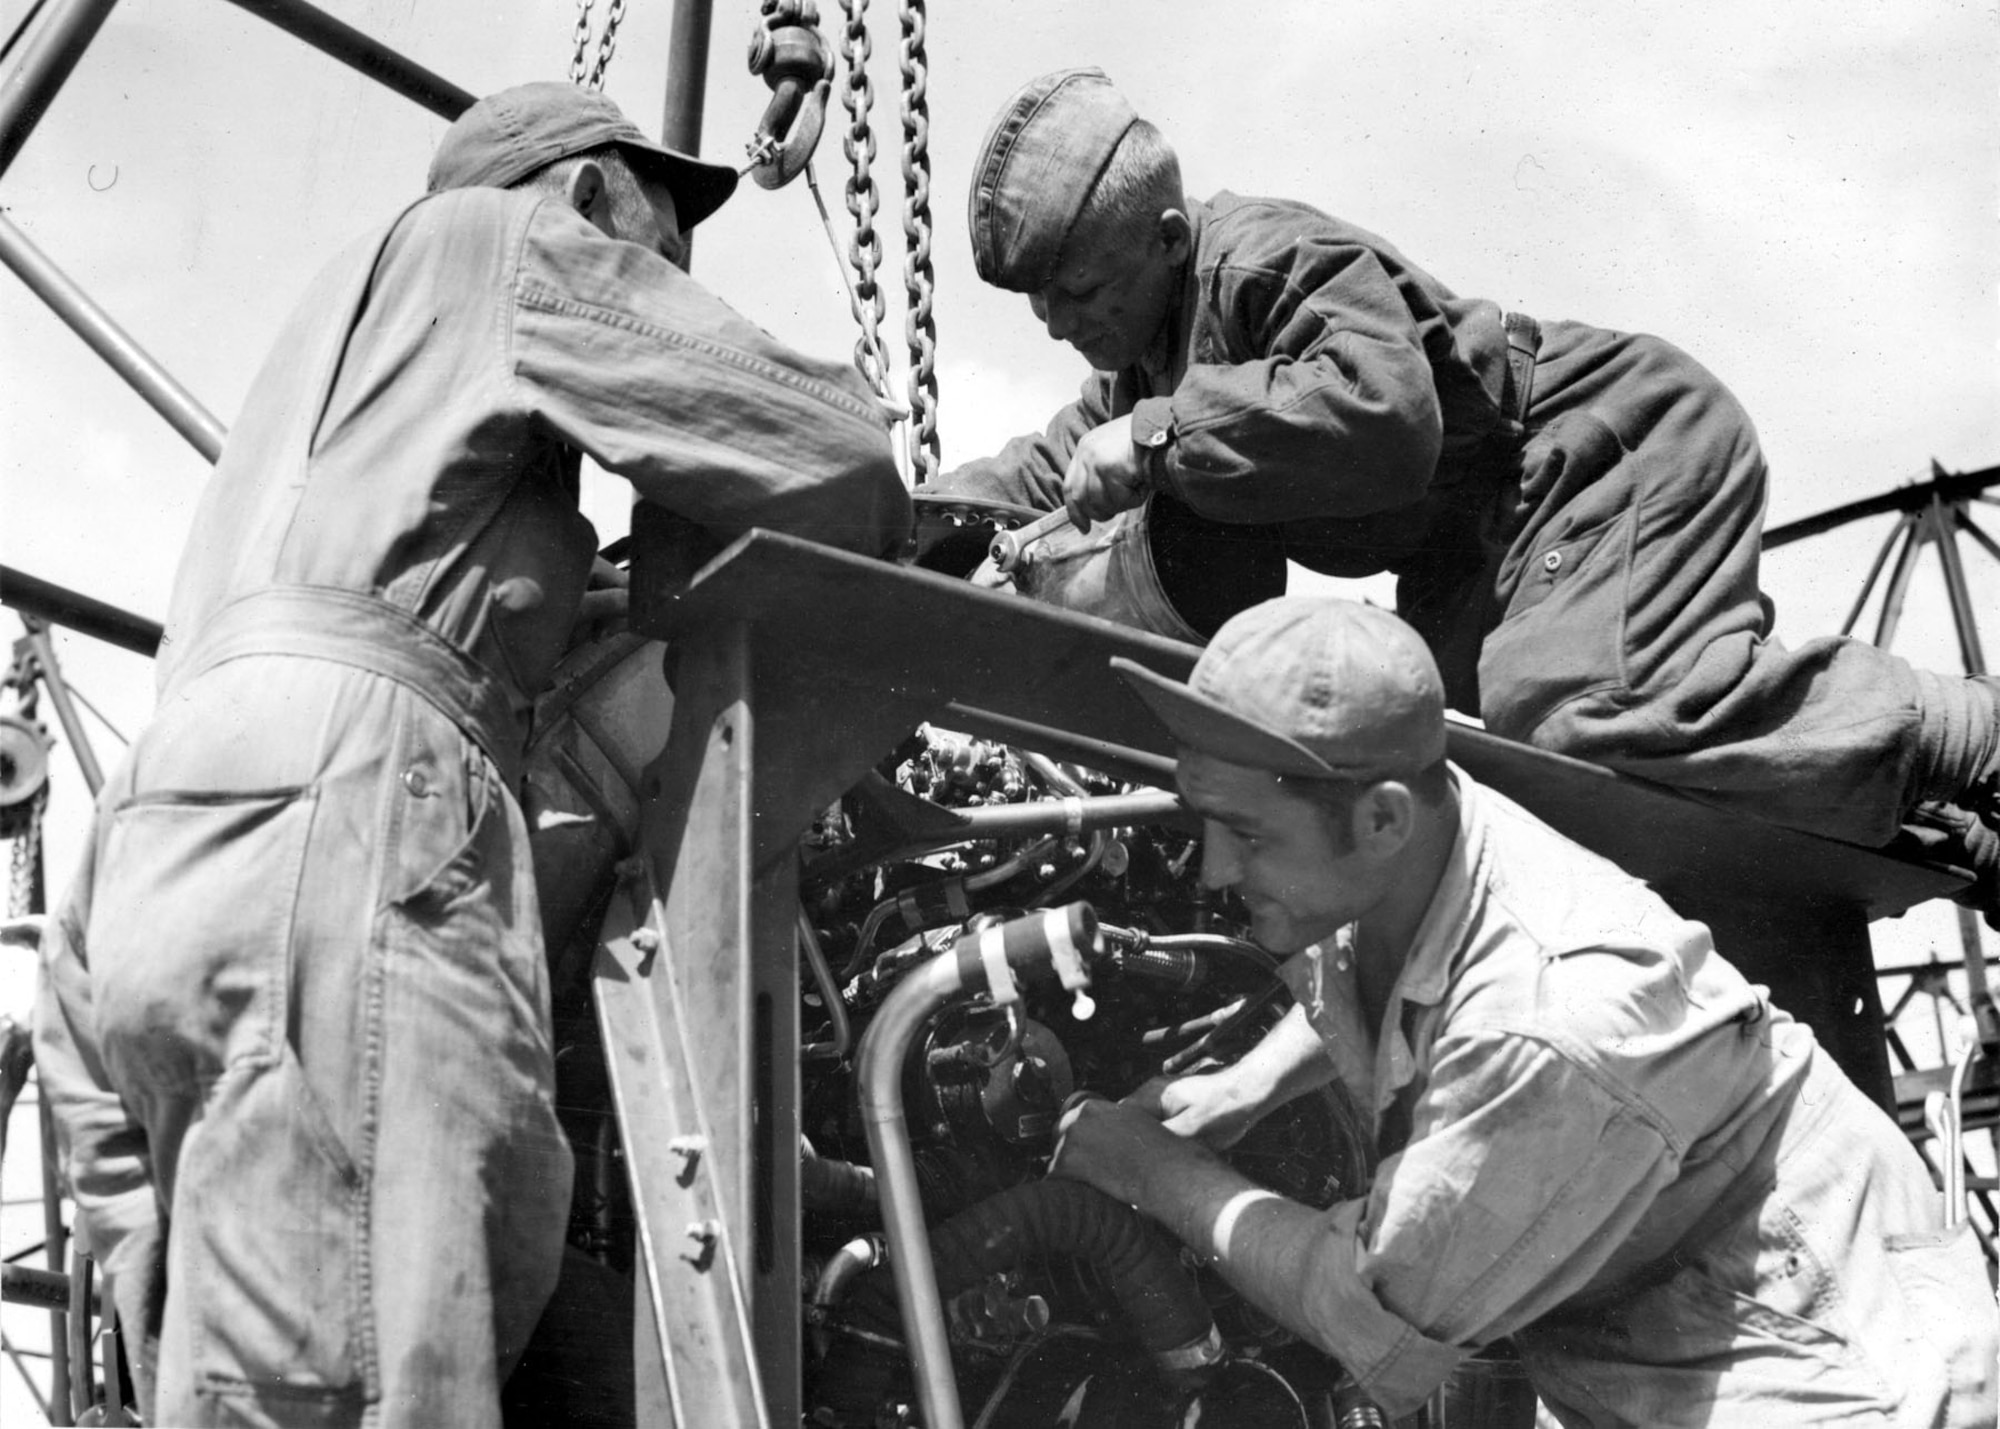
1157, 207, 1193, 265
1355, 781, 1417, 857
564, 159, 615, 237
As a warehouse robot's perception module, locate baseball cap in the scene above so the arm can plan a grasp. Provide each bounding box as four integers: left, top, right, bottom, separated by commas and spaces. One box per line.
1111, 597, 1448, 780
968, 67, 1140, 292
427, 81, 739, 231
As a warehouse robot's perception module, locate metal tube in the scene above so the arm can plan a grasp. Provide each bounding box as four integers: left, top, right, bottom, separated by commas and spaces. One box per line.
1929, 495, 1988, 675
0, 213, 226, 463
1, 565, 161, 657
857, 953, 967, 1429
662, 0, 714, 155
0, 0, 118, 180
23, 618, 103, 794
219, 0, 473, 120
798, 904, 851, 1061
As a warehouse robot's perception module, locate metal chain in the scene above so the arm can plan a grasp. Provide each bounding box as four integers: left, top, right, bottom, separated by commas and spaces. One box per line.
586, 0, 626, 91
567, 0, 594, 85
836, 0, 890, 396
8, 784, 45, 919
568, 0, 624, 91
897, 0, 940, 484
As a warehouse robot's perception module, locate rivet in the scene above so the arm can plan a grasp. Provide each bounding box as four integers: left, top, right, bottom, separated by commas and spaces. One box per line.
1542, 550, 1563, 573
401, 768, 433, 797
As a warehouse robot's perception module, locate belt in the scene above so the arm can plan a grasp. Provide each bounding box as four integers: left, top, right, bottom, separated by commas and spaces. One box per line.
1501, 310, 1542, 427
169, 585, 523, 787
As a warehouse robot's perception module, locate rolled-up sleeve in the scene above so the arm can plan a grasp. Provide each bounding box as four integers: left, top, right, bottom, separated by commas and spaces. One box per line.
1213, 1033, 1680, 1414
510, 202, 911, 557
1153, 231, 1442, 526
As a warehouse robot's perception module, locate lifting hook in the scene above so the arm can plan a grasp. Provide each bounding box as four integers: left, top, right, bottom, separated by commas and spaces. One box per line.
745, 0, 833, 191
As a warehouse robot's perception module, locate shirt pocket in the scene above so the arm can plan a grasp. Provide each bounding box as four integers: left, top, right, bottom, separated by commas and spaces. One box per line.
91, 786, 320, 1090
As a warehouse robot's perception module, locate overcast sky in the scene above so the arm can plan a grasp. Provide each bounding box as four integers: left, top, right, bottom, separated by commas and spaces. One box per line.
0, 3, 1997, 1418
1, 0, 1995, 948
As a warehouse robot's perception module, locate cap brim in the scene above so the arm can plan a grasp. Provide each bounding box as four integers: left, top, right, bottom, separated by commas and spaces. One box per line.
618, 140, 740, 231
1110, 656, 1338, 779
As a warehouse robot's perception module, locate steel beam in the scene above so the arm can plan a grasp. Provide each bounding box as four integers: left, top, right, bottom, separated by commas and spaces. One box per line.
0, 0, 117, 181
0, 565, 162, 657
220, 0, 472, 119
0, 213, 227, 464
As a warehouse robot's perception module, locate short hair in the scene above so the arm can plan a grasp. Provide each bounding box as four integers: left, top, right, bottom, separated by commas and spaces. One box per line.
509, 143, 653, 231
1068, 120, 1183, 252
1282, 761, 1452, 854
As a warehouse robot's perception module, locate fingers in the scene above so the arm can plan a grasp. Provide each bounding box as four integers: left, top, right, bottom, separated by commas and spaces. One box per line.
1122, 1076, 1172, 1119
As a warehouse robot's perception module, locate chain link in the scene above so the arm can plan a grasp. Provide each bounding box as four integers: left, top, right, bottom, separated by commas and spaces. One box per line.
897, 0, 940, 484
586, 0, 626, 91
568, 0, 624, 91
8, 784, 45, 919
568, 0, 594, 86
836, 0, 890, 396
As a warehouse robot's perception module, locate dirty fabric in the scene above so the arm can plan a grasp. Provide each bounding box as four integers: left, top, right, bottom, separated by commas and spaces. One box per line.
942, 192, 1938, 843
1232, 769, 1998, 1422
34, 185, 907, 1427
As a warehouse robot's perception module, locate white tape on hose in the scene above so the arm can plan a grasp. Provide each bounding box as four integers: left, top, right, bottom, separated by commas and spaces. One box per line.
979, 925, 1019, 1005
1043, 907, 1087, 990
1061, 795, 1085, 837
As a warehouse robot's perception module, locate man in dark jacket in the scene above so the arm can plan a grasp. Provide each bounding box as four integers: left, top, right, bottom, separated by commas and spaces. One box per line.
941, 67, 1998, 908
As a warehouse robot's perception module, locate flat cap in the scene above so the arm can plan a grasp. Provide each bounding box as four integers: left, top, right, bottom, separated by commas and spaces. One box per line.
1112, 598, 1448, 780
428, 81, 738, 231
968, 68, 1140, 292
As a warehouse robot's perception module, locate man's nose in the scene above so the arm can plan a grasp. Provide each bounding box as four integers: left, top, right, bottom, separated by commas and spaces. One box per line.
1033, 291, 1079, 341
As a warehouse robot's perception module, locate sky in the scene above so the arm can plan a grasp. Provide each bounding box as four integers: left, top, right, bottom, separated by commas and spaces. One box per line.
0, 0, 1997, 1411
2, 0, 1996, 875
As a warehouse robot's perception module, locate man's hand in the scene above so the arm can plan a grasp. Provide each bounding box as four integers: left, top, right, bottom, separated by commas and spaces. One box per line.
1062, 415, 1152, 533
1048, 1094, 1223, 1208
1127, 1068, 1276, 1150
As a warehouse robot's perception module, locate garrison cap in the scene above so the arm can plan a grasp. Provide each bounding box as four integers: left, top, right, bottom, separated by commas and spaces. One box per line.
427, 81, 739, 231
968, 67, 1141, 292
1112, 598, 1448, 781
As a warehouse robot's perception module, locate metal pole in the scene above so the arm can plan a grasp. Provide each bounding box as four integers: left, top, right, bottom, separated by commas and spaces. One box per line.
662, 0, 714, 155
21, 617, 104, 795
0, 566, 162, 657
0, 213, 226, 464
0, 0, 117, 181
219, 0, 473, 120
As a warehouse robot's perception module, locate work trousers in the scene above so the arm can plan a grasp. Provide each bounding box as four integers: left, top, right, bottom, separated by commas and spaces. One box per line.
1520, 1049, 1997, 1426
1405, 322, 1936, 846
34, 653, 571, 1427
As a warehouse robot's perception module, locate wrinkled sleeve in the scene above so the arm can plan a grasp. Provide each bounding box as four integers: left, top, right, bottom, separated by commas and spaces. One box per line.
933, 371, 1120, 510
1146, 230, 1443, 526
1213, 1033, 1679, 1415
510, 202, 911, 558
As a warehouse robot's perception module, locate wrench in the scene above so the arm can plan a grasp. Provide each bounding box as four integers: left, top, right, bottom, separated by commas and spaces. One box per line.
988, 508, 1074, 574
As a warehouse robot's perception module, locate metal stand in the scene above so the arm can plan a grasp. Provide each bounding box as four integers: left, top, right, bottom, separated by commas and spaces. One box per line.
1766, 458, 2000, 1229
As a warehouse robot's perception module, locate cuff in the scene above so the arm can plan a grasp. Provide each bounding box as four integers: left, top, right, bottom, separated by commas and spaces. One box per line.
1130, 397, 1176, 492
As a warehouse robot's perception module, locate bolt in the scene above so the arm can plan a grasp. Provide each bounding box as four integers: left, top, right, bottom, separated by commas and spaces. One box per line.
682, 1218, 721, 1269
668, 1135, 706, 1185
630, 927, 662, 954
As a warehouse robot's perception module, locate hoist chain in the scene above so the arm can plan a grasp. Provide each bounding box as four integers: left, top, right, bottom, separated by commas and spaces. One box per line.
896, 0, 940, 485
836, 0, 890, 396
568, 0, 626, 91
8, 785, 45, 919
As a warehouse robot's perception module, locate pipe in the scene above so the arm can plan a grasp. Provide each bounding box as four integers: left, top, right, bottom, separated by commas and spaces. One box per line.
809, 1233, 885, 1358
0, 212, 226, 463
856, 905, 1104, 1429
799, 904, 852, 1061
22, 618, 102, 794
0, 565, 161, 657
857, 951, 968, 1429
0, 0, 118, 181
219, 0, 473, 120
661, 0, 713, 271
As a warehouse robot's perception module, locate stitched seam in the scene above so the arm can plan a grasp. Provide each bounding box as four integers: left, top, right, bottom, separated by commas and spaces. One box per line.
515, 281, 880, 422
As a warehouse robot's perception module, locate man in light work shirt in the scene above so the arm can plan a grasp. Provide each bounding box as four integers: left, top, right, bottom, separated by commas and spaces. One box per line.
941, 67, 2000, 918
33, 82, 909, 1426
1050, 596, 1998, 1424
